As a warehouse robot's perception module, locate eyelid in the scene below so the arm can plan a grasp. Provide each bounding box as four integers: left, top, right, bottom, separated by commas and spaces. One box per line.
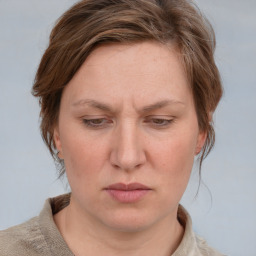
81, 115, 175, 129
144, 115, 175, 120
82, 117, 113, 128
144, 115, 175, 127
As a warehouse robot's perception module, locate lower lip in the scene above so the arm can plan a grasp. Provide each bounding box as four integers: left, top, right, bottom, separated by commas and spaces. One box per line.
106, 189, 150, 203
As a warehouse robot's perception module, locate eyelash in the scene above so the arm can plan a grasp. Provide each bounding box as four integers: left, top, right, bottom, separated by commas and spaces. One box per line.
82, 118, 111, 128
146, 118, 174, 127
82, 117, 174, 129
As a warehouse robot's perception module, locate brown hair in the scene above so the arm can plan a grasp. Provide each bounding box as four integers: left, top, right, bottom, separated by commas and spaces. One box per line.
32, 0, 222, 176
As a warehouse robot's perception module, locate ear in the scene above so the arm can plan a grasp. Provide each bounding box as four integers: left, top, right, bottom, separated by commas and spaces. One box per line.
54, 127, 63, 159
195, 131, 207, 155
195, 112, 212, 155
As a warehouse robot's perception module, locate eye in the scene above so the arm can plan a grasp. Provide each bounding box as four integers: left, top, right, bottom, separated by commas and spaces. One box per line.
82, 118, 112, 128
145, 117, 174, 128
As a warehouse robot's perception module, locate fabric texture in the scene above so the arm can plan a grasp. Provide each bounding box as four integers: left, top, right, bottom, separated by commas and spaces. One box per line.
0, 194, 224, 256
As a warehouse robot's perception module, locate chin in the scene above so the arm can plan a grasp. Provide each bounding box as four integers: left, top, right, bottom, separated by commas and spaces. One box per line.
101, 208, 161, 233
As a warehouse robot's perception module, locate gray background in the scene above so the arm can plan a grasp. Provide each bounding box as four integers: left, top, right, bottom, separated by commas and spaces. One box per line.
0, 1, 255, 255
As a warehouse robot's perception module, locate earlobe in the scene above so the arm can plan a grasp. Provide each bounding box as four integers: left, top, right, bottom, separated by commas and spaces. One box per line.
195, 131, 207, 155
54, 128, 63, 159
195, 112, 212, 155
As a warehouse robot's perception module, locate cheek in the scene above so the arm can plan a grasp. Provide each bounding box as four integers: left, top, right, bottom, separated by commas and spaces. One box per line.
150, 131, 197, 193
153, 134, 196, 172
60, 128, 109, 186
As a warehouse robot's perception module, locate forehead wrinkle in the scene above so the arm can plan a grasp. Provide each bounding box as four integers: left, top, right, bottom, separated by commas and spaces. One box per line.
72, 99, 115, 113
137, 99, 185, 114
72, 98, 185, 116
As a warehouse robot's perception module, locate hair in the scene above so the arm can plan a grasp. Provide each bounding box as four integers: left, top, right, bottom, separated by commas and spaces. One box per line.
32, 0, 223, 177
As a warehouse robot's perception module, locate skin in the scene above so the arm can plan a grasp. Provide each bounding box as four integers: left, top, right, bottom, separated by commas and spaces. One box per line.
53, 41, 206, 256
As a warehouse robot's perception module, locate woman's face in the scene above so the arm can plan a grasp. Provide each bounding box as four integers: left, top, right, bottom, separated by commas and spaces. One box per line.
54, 41, 205, 231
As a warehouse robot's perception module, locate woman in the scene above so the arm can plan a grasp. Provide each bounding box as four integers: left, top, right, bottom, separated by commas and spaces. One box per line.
0, 0, 224, 255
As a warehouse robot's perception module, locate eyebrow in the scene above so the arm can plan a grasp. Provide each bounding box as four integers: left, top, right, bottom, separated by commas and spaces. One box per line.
72, 99, 185, 113
72, 99, 114, 112
141, 99, 185, 113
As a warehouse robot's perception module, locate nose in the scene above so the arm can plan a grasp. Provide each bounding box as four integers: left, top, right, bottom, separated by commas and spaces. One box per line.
110, 121, 146, 171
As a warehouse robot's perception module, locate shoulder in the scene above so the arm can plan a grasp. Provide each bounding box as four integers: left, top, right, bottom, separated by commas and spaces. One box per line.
0, 216, 50, 256
195, 234, 226, 256
174, 205, 226, 256
0, 194, 72, 256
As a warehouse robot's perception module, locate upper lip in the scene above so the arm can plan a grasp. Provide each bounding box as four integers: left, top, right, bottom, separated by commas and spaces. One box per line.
106, 183, 151, 191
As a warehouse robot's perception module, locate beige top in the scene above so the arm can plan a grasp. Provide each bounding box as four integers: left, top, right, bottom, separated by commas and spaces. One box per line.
0, 194, 224, 256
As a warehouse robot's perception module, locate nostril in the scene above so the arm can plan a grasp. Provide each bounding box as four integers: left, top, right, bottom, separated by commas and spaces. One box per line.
112, 163, 121, 169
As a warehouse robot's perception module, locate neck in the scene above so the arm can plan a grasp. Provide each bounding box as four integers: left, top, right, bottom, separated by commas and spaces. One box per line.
54, 197, 184, 256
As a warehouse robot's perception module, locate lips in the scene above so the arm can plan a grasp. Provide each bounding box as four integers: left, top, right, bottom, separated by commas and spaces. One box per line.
106, 183, 151, 191
105, 183, 151, 203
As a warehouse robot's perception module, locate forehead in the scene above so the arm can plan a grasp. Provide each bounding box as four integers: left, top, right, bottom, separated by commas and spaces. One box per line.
82, 41, 185, 79
62, 41, 192, 110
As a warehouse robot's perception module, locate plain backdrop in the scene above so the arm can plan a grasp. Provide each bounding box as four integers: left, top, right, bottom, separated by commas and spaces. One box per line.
0, 1, 256, 255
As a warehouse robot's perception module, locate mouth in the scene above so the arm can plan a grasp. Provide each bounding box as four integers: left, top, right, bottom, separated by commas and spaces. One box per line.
104, 183, 152, 203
